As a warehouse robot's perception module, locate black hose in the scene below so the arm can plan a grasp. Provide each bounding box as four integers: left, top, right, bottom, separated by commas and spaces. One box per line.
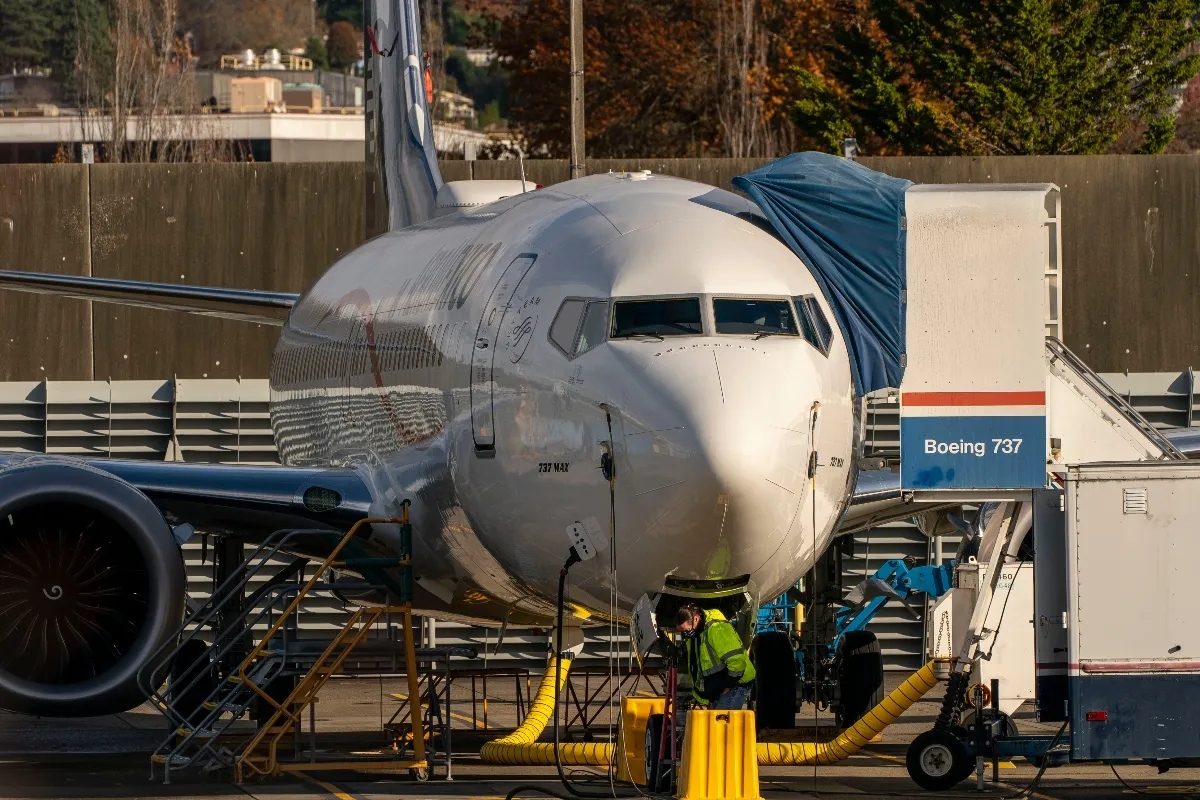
506, 548, 640, 800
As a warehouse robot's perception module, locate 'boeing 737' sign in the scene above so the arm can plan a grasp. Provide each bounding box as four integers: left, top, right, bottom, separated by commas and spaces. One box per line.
900, 391, 1046, 490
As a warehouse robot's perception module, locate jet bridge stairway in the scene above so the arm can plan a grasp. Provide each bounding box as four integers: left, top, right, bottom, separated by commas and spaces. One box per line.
1044, 337, 1184, 464
138, 507, 426, 784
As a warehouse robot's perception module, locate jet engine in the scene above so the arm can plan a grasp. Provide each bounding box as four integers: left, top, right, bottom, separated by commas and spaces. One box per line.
0, 461, 185, 716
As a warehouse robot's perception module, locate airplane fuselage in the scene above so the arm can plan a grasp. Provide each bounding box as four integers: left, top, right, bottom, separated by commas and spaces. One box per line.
270, 173, 858, 623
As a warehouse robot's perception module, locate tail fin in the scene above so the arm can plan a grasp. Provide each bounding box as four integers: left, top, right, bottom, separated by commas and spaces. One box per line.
364, 0, 444, 236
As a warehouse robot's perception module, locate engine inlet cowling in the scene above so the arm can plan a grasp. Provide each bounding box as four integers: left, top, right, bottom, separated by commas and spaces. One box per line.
0, 461, 185, 716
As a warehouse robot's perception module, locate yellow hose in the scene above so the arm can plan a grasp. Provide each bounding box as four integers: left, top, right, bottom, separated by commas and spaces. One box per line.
479, 659, 938, 768
757, 660, 939, 765
480, 655, 618, 765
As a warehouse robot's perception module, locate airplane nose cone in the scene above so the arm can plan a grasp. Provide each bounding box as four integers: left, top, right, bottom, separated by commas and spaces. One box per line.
616, 342, 813, 582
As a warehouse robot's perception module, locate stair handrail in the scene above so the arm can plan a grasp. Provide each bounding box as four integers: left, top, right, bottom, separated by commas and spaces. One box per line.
1045, 336, 1186, 460
234, 515, 406, 707
137, 526, 343, 703
147, 510, 413, 782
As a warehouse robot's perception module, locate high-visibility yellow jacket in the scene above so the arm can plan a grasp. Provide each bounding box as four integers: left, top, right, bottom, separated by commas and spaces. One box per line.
682, 608, 756, 705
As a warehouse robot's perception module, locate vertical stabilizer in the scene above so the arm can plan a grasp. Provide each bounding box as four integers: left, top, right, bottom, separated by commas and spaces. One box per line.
365, 0, 444, 236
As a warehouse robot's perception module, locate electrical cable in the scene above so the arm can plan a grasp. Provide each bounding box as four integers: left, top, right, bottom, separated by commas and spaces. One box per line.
1109, 763, 1200, 795
808, 402, 822, 797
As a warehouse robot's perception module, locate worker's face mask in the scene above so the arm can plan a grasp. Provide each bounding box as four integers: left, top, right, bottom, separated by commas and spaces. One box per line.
680, 627, 698, 640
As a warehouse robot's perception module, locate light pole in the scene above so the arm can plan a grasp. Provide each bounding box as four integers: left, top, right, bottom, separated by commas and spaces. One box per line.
569, 0, 585, 179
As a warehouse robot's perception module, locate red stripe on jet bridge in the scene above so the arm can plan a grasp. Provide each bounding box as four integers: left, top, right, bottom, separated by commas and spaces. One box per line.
902, 391, 1046, 407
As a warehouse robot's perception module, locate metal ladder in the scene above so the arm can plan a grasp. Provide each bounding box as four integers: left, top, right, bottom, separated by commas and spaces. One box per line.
138, 507, 425, 783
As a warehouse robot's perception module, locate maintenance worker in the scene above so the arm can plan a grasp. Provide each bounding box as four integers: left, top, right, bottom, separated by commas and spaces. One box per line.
675, 602, 756, 709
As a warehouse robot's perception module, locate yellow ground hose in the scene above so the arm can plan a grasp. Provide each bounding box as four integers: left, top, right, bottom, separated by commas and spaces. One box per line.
480, 655, 617, 765
757, 660, 939, 765
480, 659, 938, 768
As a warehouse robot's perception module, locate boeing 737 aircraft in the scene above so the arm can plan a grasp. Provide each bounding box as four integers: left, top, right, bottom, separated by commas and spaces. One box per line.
0, 0, 906, 719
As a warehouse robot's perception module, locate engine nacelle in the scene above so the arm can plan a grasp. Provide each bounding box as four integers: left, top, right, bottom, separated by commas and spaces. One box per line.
0, 461, 185, 716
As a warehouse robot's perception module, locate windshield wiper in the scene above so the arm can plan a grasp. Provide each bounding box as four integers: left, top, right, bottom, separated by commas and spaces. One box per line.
621, 333, 665, 342
753, 331, 778, 340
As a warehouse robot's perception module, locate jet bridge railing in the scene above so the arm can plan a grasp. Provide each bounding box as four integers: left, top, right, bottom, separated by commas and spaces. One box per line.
1045, 337, 1186, 460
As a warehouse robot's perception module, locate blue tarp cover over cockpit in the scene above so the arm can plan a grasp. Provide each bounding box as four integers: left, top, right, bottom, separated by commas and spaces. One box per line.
733, 152, 911, 396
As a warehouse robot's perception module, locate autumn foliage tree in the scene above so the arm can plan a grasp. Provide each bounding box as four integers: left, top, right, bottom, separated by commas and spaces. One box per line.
493, 0, 839, 158
180, 0, 312, 64
495, 0, 729, 157
327, 20, 359, 71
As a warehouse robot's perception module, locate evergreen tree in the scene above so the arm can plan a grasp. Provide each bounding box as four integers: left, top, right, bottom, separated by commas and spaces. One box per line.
305, 34, 330, 71
44, 0, 110, 95
318, 0, 360, 28
795, 0, 1200, 155
0, 0, 53, 73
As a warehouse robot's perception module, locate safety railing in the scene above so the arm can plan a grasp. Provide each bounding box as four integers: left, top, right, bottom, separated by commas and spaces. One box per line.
1045, 336, 1186, 460
140, 510, 422, 783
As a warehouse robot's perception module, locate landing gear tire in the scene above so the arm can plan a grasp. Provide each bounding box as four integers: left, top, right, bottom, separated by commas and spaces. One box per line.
752, 630, 797, 730
834, 630, 884, 728
906, 729, 973, 791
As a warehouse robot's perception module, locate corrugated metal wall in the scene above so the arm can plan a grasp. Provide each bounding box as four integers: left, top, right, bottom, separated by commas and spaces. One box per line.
3, 374, 1192, 670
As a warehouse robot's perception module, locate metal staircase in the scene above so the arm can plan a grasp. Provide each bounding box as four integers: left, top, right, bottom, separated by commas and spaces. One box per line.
138, 506, 426, 783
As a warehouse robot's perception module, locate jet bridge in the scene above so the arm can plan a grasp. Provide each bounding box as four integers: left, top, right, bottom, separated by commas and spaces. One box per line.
881, 182, 1193, 788
745, 163, 1197, 788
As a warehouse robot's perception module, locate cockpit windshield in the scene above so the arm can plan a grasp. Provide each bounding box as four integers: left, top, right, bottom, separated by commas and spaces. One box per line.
712, 298, 798, 336
611, 298, 703, 338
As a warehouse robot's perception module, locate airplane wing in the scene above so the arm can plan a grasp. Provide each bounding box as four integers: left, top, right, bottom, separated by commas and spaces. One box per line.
0, 451, 374, 537
0, 270, 297, 325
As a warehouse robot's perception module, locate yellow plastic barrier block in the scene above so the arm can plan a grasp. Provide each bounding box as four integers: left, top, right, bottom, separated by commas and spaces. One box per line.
677, 709, 760, 800
616, 696, 667, 784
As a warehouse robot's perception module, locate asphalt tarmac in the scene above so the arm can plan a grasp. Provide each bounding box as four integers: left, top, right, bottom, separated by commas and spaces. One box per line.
2, 674, 1198, 800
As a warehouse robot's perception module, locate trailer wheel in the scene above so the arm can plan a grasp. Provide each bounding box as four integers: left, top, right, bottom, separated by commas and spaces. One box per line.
644, 713, 671, 792
752, 630, 797, 730
835, 630, 884, 728
907, 729, 972, 791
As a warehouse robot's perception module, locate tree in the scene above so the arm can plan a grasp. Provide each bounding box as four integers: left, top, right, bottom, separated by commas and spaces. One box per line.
181, 0, 312, 65
327, 20, 358, 71
76, 0, 237, 162
0, 0, 53, 73
45, 0, 110, 93
304, 34, 329, 71
794, 0, 1200, 156
493, 0, 720, 158
318, 0, 360, 28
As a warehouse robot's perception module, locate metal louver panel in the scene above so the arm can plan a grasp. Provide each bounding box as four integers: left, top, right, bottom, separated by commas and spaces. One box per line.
0, 372, 1196, 671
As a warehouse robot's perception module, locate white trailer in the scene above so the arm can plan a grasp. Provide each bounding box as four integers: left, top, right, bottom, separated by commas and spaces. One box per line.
1064, 462, 1200, 761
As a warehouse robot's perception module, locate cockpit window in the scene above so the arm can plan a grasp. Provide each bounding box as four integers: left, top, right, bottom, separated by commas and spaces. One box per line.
550, 298, 609, 358
549, 300, 586, 355
611, 298, 703, 338
713, 298, 799, 336
575, 301, 609, 355
794, 294, 833, 356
